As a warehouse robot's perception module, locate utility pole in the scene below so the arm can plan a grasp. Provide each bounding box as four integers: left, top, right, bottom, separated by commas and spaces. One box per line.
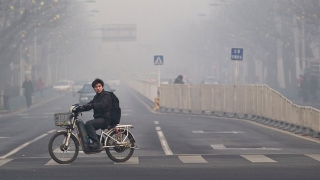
301, 16, 306, 71
275, 0, 285, 88
20, 32, 24, 96
293, 13, 301, 79
34, 27, 37, 79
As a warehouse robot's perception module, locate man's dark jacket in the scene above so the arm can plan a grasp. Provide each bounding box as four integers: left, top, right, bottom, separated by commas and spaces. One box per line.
83, 91, 112, 119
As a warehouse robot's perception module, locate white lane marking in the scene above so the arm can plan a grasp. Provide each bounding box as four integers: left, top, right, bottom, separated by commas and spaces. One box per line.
192, 130, 204, 133
18, 113, 28, 116
305, 154, 320, 162
52, 148, 85, 154
178, 156, 208, 163
45, 159, 69, 165
156, 127, 161, 131
192, 131, 244, 134
154, 121, 159, 124
0, 159, 12, 166
241, 155, 277, 163
47, 130, 56, 133
157, 131, 173, 155
0, 130, 55, 159
0, 137, 11, 139
44, 113, 54, 115
211, 144, 282, 150
211, 144, 226, 149
114, 157, 139, 164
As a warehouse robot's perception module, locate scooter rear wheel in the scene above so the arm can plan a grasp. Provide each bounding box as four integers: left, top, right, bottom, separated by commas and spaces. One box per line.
48, 131, 79, 164
105, 130, 134, 162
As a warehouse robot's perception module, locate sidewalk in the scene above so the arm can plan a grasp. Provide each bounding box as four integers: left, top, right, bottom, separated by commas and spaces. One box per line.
0, 93, 63, 118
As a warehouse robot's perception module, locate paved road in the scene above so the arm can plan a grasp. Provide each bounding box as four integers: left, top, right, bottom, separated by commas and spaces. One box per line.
1, 84, 320, 180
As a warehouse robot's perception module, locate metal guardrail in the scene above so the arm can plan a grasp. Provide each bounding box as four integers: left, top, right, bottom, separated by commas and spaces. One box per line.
127, 80, 158, 102
128, 80, 320, 138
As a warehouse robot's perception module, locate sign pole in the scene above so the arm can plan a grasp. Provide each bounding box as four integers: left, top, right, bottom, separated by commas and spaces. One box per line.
231, 48, 243, 85
157, 65, 160, 87
235, 61, 238, 85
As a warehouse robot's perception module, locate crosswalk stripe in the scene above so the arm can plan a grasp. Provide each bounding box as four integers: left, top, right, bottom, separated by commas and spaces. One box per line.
241, 155, 277, 163
5, 154, 320, 166
45, 159, 70, 165
305, 154, 320, 162
211, 144, 282, 151
0, 137, 10, 139
53, 148, 85, 154
211, 144, 226, 149
114, 157, 139, 164
178, 156, 208, 163
0, 159, 12, 167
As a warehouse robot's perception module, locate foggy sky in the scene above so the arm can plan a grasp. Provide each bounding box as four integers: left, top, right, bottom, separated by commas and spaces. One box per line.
80, 0, 210, 80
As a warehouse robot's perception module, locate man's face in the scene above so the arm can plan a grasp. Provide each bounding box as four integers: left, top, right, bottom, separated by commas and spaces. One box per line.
94, 83, 103, 93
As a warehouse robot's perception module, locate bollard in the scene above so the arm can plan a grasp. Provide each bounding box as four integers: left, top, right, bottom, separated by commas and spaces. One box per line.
153, 97, 160, 111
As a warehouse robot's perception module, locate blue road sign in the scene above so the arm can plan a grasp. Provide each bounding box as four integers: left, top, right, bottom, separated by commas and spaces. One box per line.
154, 55, 164, 65
231, 48, 243, 60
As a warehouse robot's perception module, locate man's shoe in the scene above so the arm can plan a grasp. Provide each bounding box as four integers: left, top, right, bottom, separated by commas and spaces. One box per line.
88, 142, 102, 149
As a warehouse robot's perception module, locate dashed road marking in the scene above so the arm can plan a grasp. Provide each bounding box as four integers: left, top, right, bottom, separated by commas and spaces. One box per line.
211, 144, 282, 151
0, 159, 12, 167
45, 159, 69, 165
156, 127, 161, 131
241, 155, 277, 163
193, 131, 244, 134
157, 130, 173, 155
0, 130, 55, 159
211, 144, 227, 150
178, 156, 208, 163
305, 154, 320, 162
0, 137, 10, 139
154, 121, 159, 124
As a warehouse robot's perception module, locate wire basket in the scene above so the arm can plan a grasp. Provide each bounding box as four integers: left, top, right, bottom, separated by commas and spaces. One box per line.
54, 112, 72, 126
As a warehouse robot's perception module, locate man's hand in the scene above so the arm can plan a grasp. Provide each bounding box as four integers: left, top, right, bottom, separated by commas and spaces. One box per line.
74, 106, 83, 113
82, 103, 92, 110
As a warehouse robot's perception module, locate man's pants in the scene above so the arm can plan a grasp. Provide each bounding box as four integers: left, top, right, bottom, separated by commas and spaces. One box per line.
25, 95, 32, 107
85, 118, 110, 143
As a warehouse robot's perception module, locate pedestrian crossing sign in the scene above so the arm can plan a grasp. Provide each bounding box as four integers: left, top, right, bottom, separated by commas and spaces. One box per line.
154, 55, 164, 65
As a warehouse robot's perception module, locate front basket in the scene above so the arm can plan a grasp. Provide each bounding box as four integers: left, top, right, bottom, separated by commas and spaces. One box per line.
54, 112, 72, 126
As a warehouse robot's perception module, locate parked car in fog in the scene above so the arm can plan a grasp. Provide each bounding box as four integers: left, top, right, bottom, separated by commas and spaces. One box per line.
53, 80, 74, 93
107, 77, 121, 85
78, 83, 114, 105
200, 76, 220, 85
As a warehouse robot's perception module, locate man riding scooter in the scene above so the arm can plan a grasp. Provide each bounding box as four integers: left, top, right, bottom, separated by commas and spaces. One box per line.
75, 78, 112, 150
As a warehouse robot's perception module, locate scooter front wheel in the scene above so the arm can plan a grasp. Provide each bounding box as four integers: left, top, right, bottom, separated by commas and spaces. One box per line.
48, 131, 79, 164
